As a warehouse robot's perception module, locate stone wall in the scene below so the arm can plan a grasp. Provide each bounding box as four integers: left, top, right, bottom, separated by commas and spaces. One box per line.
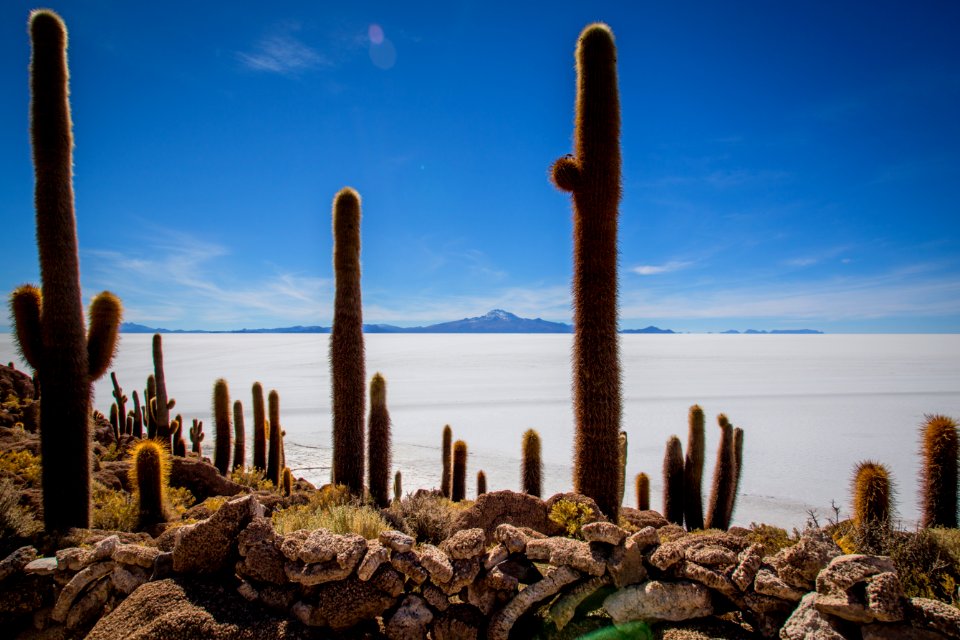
2, 493, 958, 639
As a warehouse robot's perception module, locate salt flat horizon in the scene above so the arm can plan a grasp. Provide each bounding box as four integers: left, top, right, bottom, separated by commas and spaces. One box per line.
2, 333, 958, 531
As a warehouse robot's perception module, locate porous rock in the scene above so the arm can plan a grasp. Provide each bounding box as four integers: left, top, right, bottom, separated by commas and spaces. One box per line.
51, 561, 115, 623
65, 574, 112, 629
487, 565, 580, 640
385, 594, 433, 640
112, 544, 160, 569
418, 543, 454, 584
904, 597, 960, 640
0, 545, 37, 581
861, 623, 952, 640
452, 490, 556, 543
173, 494, 263, 574
357, 540, 389, 581
435, 557, 481, 595
606, 537, 646, 588
754, 568, 807, 602
440, 527, 485, 559
292, 577, 395, 630
549, 574, 611, 631
603, 579, 713, 624
111, 565, 149, 594
620, 507, 669, 530
525, 536, 605, 575
431, 604, 485, 640
391, 550, 429, 585
581, 521, 626, 545
494, 524, 528, 554
779, 593, 849, 640
370, 565, 406, 598
630, 526, 660, 551
770, 528, 841, 590
169, 456, 245, 500
732, 543, 763, 591
379, 530, 414, 553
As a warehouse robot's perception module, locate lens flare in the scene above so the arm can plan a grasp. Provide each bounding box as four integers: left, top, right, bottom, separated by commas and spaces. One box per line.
368, 24, 384, 45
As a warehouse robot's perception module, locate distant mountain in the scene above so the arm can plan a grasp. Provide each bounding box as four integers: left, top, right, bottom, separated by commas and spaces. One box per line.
621, 326, 675, 334
721, 329, 824, 335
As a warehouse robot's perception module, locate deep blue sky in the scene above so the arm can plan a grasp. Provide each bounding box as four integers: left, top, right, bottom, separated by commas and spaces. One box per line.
2, 2, 958, 332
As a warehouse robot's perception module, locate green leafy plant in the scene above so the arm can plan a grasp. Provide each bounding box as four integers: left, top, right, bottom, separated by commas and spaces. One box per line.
230, 466, 274, 491
549, 499, 594, 539
0, 450, 41, 487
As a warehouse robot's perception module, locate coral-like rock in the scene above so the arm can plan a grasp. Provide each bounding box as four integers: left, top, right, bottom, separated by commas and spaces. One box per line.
494, 524, 528, 554
418, 543, 453, 584
549, 574, 611, 630
620, 507, 669, 530
51, 561, 114, 623
370, 565, 406, 597
779, 593, 849, 640
525, 537, 605, 575
379, 530, 414, 553
754, 568, 806, 602
679, 561, 738, 598
603, 579, 713, 624
0, 546, 37, 581
440, 528, 485, 560
488, 565, 581, 640
606, 537, 646, 588
431, 604, 485, 640
582, 521, 626, 545
904, 597, 960, 640
112, 544, 160, 569
452, 490, 557, 543
385, 594, 433, 640
629, 526, 660, 551
357, 540, 389, 581
769, 529, 841, 591
111, 565, 148, 595
391, 550, 429, 585
172, 494, 263, 574
732, 543, 763, 591
291, 577, 395, 630
483, 544, 509, 570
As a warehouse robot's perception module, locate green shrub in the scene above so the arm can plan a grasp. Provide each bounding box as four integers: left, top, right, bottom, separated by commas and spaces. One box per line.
0, 450, 41, 487
273, 503, 389, 539
549, 499, 594, 539
388, 493, 459, 545
168, 486, 196, 517
91, 482, 138, 531
745, 522, 797, 556
230, 467, 274, 491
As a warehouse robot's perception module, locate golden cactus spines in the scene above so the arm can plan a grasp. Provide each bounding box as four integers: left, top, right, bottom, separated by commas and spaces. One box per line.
683, 404, 706, 530
330, 187, 366, 495
128, 439, 170, 531
451, 440, 468, 502
367, 372, 391, 508
920, 414, 958, 528
852, 460, 894, 539
521, 428, 543, 497
212, 378, 231, 476
441, 424, 453, 498
663, 436, 684, 525
8, 11, 123, 530
282, 467, 293, 497
551, 23, 623, 522
635, 472, 649, 511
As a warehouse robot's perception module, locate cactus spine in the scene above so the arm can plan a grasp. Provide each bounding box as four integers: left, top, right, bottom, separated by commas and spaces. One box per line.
189, 418, 204, 456
551, 24, 623, 522
252, 382, 267, 470
211, 378, 231, 475
394, 470, 402, 503
636, 472, 650, 511
367, 372, 391, 508
852, 460, 893, 535
705, 415, 736, 530
477, 470, 487, 497
330, 187, 366, 495
683, 405, 706, 530
233, 400, 245, 472
267, 390, 283, 486
920, 414, 958, 528
441, 425, 453, 498
7, 11, 123, 530
663, 436, 685, 525
521, 429, 543, 497
451, 440, 468, 502
129, 439, 170, 530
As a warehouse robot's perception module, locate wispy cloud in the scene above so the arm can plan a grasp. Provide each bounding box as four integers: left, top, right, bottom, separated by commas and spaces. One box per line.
237, 23, 329, 76
84, 229, 332, 329
782, 245, 852, 268
631, 261, 693, 276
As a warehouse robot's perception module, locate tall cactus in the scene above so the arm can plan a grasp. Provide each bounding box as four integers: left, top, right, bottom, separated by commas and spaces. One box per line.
212, 378, 231, 476
131, 389, 143, 438
233, 400, 245, 472
367, 372, 391, 508
635, 472, 650, 511
111, 371, 127, 431
663, 436, 685, 525
683, 404, 706, 530
267, 390, 283, 486
920, 414, 958, 528
252, 382, 267, 470
705, 414, 736, 530
152, 334, 172, 449
8, 11, 122, 530
441, 425, 453, 498
729, 426, 745, 524
551, 23, 623, 522
394, 470, 402, 503
171, 415, 186, 457
129, 439, 170, 530
330, 187, 366, 495
145, 375, 157, 439
521, 429, 543, 497
109, 403, 120, 443
477, 470, 487, 497
451, 440, 468, 503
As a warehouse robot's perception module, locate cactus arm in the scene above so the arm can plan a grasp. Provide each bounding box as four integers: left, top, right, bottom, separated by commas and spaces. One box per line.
9, 285, 43, 371
87, 291, 121, 379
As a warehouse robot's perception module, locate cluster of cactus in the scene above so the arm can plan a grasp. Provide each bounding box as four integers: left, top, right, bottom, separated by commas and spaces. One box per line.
658, 407, 744, 531
367, 372, 391, 507
189, 418, 204, 456
7, 10, 123, 530
329, 187, 366, 496
551, 23, 624, 522
521, 429, 542, 497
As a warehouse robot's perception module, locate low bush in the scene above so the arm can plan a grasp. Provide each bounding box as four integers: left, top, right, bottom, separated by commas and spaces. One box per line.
0, 449, 41, 487
230, 467, 274, 491
388, 493, 460, 544
272, 502, 390, 538
549, 499, 593, 539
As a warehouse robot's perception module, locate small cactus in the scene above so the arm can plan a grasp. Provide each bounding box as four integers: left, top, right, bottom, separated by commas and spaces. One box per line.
852, 460, 894, 543
252, 382, 267, 470
171, 416, 186, 457
131, 389, 143, 438
705, 414, 736, 531
189, 418, 204, 456
683, 404, 706, 530
728, 427, 744, 524
635, 472, 649, 510
920, 414, 958, 528
233, 400, 245, 472
267, 390, 283, 486
477, 470, 487, 497
618, 430, 628, 509
109, 403, 120, 443
367, 372, 391, 508
128, 439, 170, 530
521, 429, 543, 497
441, 425, 453, 498
552, 23, 624, 523
212, 378, 231, 476
145, 375, 157, 439
282, 467, 293, 497
451, 440, 467, 502
330, 187, 366, 495
663, 436, 685, 525
111, 371, 127, 432
394, 470, 402, 503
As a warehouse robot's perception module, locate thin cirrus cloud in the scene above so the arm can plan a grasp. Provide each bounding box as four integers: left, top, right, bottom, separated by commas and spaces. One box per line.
237, 26, 330, 75
631, 261, 693, 276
